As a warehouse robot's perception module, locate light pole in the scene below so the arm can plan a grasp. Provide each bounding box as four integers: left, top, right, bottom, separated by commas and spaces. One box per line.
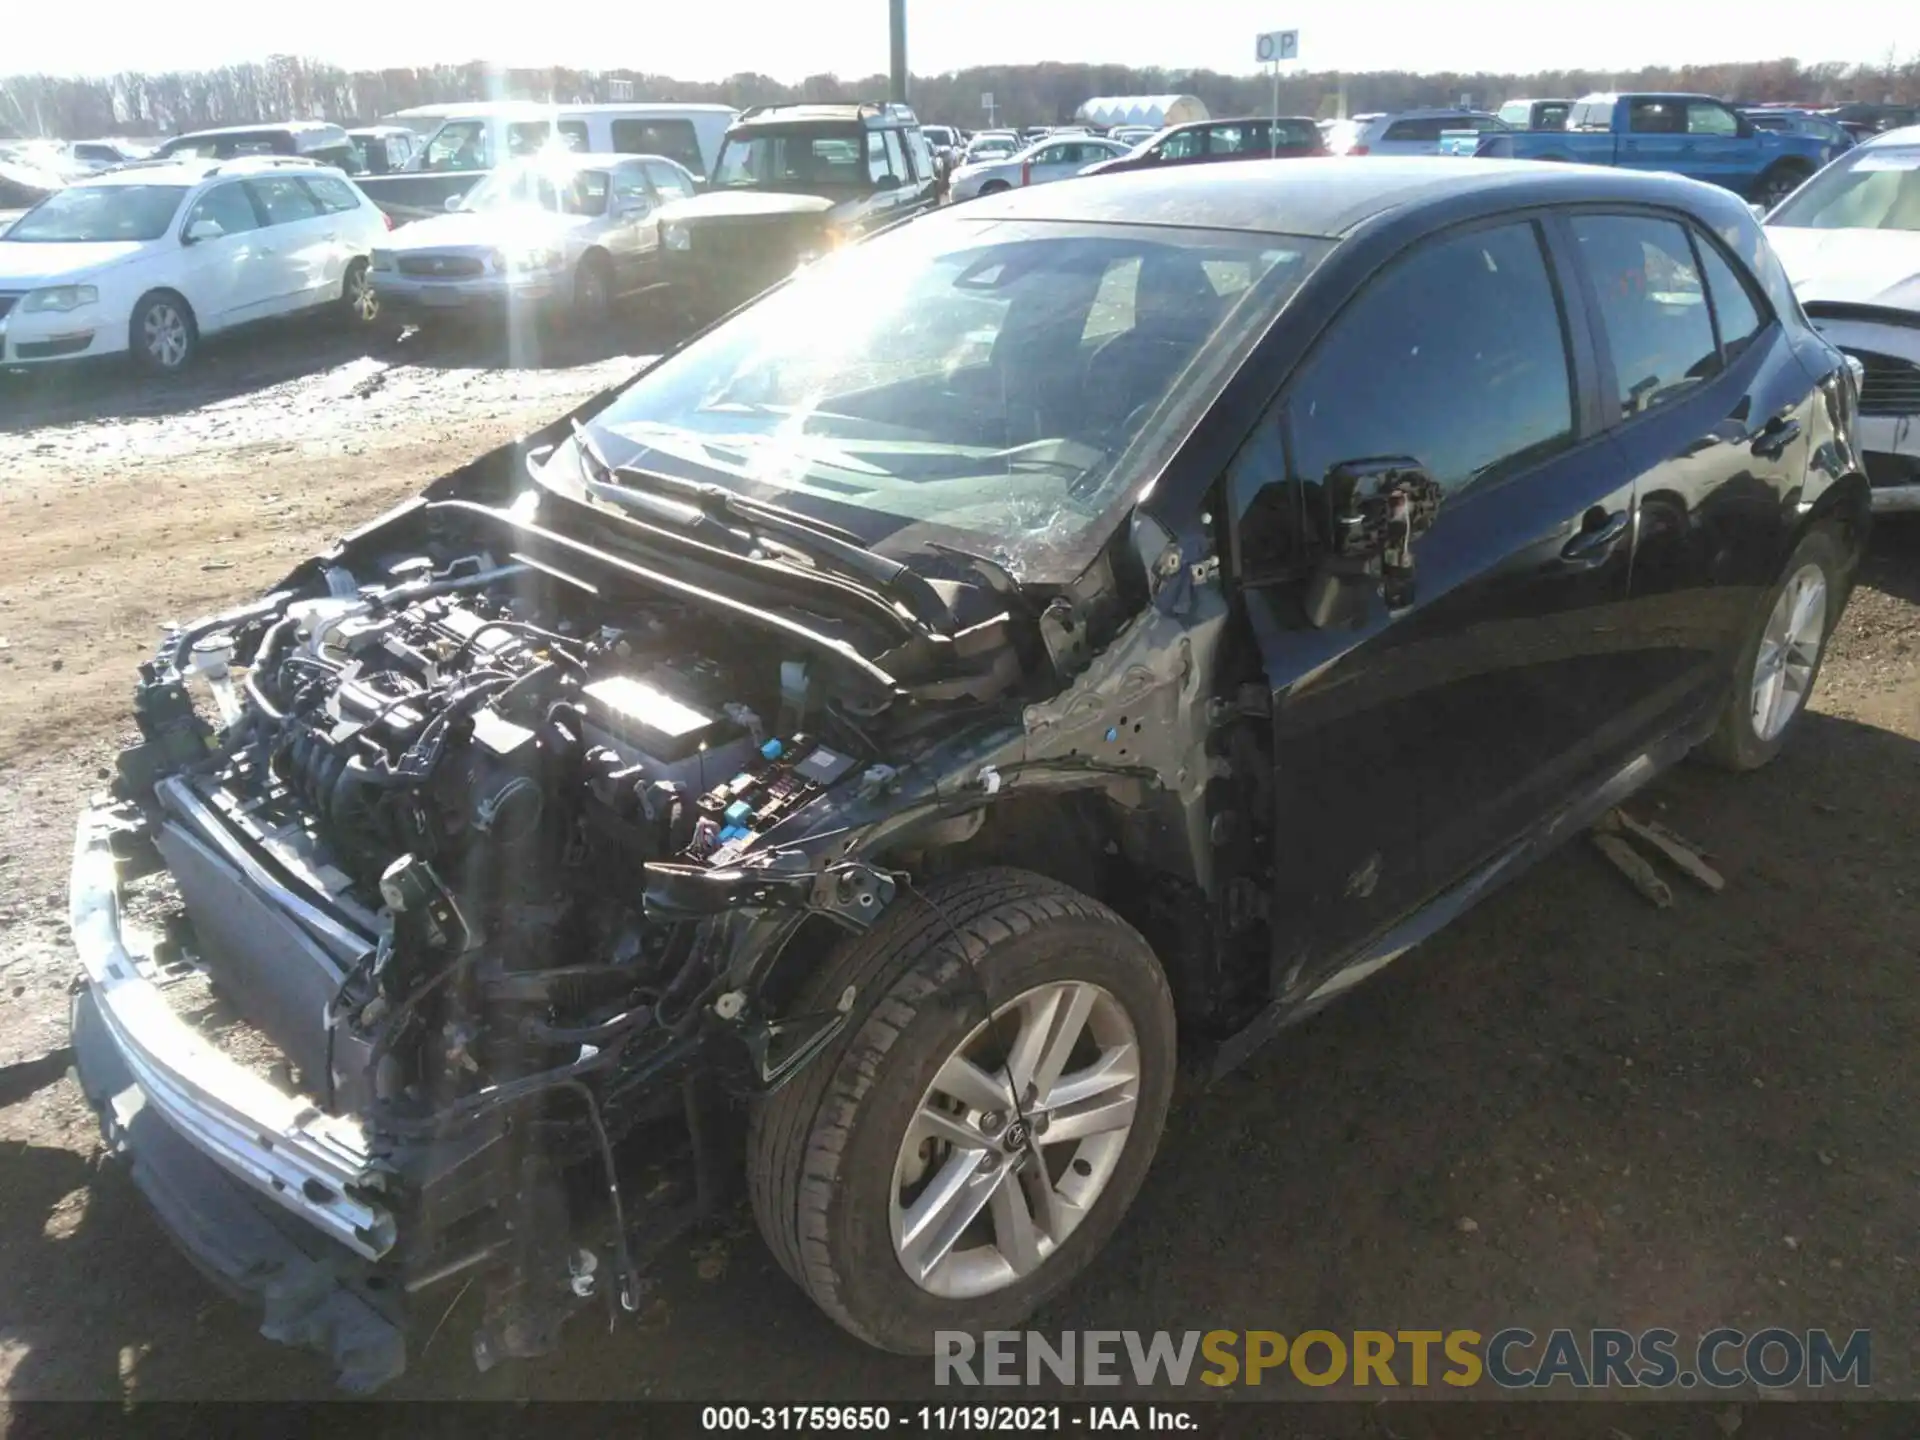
889, 0, 909, 105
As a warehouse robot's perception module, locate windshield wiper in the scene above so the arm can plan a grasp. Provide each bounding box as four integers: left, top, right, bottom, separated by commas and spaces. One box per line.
569, 422, 957, 630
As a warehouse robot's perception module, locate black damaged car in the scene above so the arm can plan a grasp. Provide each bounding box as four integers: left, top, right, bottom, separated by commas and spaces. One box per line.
70, 159, 1867, 1388
655, 101, 941, 320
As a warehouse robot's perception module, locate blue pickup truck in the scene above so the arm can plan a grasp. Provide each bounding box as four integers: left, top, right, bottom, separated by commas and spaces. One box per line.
1461, 92, 1839, 209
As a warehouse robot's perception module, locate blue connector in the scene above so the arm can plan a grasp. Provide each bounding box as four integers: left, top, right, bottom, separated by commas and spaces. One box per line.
761, 738, 785, 761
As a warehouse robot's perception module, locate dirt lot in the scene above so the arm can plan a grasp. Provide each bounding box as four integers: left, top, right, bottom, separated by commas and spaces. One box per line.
0, 324, 1916, 1405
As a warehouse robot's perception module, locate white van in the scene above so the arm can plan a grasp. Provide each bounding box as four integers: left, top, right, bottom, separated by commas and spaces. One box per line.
394, 103, 736, 179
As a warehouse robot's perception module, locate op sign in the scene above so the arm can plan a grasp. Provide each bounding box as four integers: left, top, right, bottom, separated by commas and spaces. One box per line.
1256, 29, 1299, 63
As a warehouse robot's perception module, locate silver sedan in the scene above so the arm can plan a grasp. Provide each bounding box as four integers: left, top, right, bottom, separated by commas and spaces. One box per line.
948, 136, 1132, 202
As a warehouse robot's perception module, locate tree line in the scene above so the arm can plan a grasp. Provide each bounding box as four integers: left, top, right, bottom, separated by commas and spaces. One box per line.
2, 54, 1916, 140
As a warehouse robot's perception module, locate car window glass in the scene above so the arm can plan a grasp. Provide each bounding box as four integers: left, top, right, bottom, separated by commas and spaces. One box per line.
642, 159, 695, 200
184, 182, 259, 237
866, 131, 891, 183
1768, 146, 1920, 231
508, 122, 553, 158
1688, 103, 1739, 137
1284, 220, 1574, 502
905, 129, 935, 180
1695, 234, 1767, 362
882, 130, 909, 183
247, 175, 323, 226
424, 120, 489, 171
556, 121, 589, 152
1081, 255, 1141, 342
1209, 126, 1246, 155
304, 176, 361, 215
610, 166, 651, 211
1384, 117, 1441, 141
1535, 104, 1570, 129
609, 118, 702, 172
1628, 100, 1684, 134
1572, 214, 1720, 416
1159, 130, 1202, 160
1499, 102, 1530, 126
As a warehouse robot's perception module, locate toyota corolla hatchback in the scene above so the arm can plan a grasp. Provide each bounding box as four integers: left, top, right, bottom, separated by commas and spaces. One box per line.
1, 156, 390, 373
69, 158, 1865, 1388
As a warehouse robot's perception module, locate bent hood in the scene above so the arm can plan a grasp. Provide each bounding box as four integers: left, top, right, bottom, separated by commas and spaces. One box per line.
657, 190, 837, 222
0, 239, 151, 286
1766, 226, 1920, 313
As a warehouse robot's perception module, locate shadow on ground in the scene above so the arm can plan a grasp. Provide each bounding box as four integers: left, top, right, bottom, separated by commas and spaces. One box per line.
1, 694, 1912, 1400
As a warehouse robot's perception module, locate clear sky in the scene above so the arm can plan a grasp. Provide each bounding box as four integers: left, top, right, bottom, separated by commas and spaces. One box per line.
4, 0, 1907, 80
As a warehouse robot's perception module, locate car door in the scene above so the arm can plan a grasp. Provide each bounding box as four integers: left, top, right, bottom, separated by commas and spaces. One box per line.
242, 175, 333, 312
1620, 98, 1688, 173
172, 181, 279, 330
1025, 141, 1084, 185
1564, 209, 1811, 741
601, 163, 656, 292
1232, 216, 1640, 993
1683, 101, 1746, 188
299, 174, 370, 292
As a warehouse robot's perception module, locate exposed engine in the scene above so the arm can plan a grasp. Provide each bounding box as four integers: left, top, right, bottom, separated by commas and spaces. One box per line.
169, 552, 866, 1129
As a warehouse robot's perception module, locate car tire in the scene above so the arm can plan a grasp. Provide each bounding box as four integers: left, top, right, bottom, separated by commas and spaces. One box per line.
978, 180, 1011, 195
748, 867, 1176, 1353
339, 258, 382, 329
128, 291, 197, 375
572, 252, 613, 327
1753, 160, 1811, 211
1699, 523, 1855, 771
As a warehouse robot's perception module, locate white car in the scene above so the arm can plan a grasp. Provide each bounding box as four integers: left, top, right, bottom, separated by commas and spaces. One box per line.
1765, 125, 1920, 512
0, 156, 391, 373
948, 135, 1132, 202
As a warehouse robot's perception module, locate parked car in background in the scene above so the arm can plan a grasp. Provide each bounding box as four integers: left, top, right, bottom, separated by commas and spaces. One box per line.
656, 102, 941, 317
155, 122, 359, 171
1332, 108, 1502, 155
1473, 93, 1838, 209
1742, 109, 1855, 156
1821, 103, 1919, 137
1764, 125, 1920, 511
346, 125, 421, 176
1495, 98, 1573, 130
0, 156, 389, 372
371, 152, 693, 330
66, 139, 151, 172
962, 131, 1021, 164
1081, 116, 1324, 176
948, 134, 1131, 201
359, 104, 734, 223
0, 153, 67, 218
1109, 124, 1160, 147
66, 156, 1866, 1393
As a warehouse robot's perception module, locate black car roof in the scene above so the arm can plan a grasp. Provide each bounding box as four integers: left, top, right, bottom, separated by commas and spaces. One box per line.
954, 156, 1748, 239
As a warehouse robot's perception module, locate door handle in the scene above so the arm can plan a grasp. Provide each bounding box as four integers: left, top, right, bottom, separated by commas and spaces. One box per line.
1562, 507, 1631, 561
1748, 416, 1802, 459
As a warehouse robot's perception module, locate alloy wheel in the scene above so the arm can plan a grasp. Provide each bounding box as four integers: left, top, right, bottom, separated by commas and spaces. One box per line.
347, 264, 379, 323
143, 302, 190, 370
1751, 561, 1827, 742
889, 980, 1141, 1300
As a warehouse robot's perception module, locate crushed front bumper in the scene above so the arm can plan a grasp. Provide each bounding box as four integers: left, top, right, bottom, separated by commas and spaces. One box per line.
67, 806, 407, 1387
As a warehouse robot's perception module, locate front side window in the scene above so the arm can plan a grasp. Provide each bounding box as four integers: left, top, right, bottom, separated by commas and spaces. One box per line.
424, 121, 489, 172
1158, 129, 1203, 160
183, 182, 260, 237
556, 121, 589, 152
1768, 145, 1920, 231
1284, 220, 1575, 503
1208, 126, 1249, 155
508, 122, 554, 158
1572, 214, 1719, 416
1687, 103, 1739, 137
643, 159, 696, 200
566, 219, 1328, 579
1628, 100, 1684, 135
6, 184, 188, 242
882, 130, 910, 183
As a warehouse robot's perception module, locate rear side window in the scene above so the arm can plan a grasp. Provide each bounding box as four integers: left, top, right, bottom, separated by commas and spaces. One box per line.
246, 176, 323, 225
1687, 103, 1739, 137
1158, 129, 1203, 160
609, 118, 703, 172
303, 176, 362, 214
557, 120, 589, 152
1571, 214, 1719, 416
1284, 220, 1574, 500
1383, 117, 1443, 142
508, 122, 552, 158
1695, 236, 1768, 362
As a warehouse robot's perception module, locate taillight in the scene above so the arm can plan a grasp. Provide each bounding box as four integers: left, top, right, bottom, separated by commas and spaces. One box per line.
381, 211, 394, 230
1349, 143, 1370, 156
1021, 159, 1032, 186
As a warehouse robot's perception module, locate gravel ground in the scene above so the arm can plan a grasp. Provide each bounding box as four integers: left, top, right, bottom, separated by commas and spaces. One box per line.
0, 322, 1915, 1405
